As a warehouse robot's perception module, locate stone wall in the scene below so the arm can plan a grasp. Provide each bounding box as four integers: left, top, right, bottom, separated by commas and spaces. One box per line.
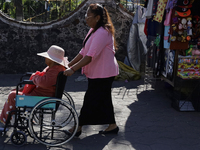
0, 0, 133, 74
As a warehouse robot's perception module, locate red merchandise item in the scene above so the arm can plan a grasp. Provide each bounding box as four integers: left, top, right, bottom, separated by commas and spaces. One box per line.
144, 19, 148, 36
22, 71, 45, 95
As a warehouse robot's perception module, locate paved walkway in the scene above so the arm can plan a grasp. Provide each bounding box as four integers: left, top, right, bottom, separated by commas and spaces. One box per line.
0, 72, 200, 150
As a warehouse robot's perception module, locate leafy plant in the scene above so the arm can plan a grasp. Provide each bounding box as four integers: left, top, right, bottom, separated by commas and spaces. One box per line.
0, 0, 84, 22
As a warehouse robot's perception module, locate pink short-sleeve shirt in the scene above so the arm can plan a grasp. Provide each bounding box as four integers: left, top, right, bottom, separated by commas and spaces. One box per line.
79, 27, 119, 79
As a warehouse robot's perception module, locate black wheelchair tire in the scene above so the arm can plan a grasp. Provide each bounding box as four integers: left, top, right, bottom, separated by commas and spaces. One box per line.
10, 130, 27, 146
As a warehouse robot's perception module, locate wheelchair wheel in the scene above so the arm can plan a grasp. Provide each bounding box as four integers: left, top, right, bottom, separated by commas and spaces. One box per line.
30, 92, 75, 130
28, 98, 79, 146
10, 130, 27, 146
62, 91, 75, 108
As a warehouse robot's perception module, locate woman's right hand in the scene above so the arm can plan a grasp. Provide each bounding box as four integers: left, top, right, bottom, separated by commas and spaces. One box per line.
63, 68, 74, 76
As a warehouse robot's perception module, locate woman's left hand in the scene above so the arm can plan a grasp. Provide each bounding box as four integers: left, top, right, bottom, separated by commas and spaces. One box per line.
63, 68, 74, 76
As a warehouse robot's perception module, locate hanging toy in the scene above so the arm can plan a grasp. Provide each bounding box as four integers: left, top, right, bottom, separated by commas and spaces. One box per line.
154, 34, 161, 47
187, 17, 192, 27
192, 49, 200, 56
186, 45, 193, 56
181, 35, 186, 42
172, 24, 177, 31
178, 23, 183, 30
186, 35, 191, 41
183, 0, 189, 5
187, 17, 192, 35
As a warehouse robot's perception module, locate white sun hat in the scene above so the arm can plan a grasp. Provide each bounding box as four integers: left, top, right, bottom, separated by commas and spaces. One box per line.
37, 45, 69, 68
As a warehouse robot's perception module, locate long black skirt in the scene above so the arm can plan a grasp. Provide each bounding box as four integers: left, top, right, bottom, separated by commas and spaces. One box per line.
79, 76, 116, 126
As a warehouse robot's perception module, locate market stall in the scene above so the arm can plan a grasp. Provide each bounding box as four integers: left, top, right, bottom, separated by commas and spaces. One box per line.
144, 0, 200, 111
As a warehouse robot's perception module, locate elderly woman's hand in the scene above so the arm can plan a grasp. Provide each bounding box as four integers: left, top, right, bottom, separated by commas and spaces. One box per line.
63, 68, 74, 76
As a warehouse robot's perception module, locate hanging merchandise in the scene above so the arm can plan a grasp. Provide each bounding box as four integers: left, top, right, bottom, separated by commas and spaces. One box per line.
167, 50, 175, 79
164, 8, 172, 26
164, 29, 170, 50
127, 5, 147, 72
191, 0, 200, 45
165, 0, 178, 11
162, 49, 170, 77
144, 0, 200, 112
144, 0, 148, 8
176, 0, 191, 7
185, 45, 193, 55
144, 0, 199, 82
163, 1, 177, 50
169, 1, 192, 50
192, 49, 200, 56
152, 0, 159, 16
153, 0, 168, 23
144, 0, 165, 77
153, 34, 163, 77
146, 36, 156, 68
145, 0, 154, 19
161, 49, 175, 80
164, 26, 171, 49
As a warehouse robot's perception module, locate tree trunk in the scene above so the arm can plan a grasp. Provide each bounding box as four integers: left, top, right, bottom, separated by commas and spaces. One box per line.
15, 0, 23, 21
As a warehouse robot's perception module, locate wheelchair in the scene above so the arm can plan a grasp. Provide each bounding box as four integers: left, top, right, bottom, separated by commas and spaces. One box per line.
1, 71, 79, 147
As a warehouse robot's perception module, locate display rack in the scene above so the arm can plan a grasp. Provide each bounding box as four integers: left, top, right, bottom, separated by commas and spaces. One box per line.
144, 54, 161, 90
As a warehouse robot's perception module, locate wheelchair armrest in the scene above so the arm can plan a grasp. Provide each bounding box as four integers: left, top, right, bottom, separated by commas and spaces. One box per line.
25, 72, 34, 76
21, 80, 34, 85
16, 80, 34, 95
20, 72, 34, 82
20, 72, 34, 87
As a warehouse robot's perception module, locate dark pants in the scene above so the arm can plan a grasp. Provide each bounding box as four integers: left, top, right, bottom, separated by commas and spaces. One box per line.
79, 76, 116, 126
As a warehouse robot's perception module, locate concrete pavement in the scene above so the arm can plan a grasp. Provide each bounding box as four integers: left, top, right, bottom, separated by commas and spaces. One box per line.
0, 72, 200, 150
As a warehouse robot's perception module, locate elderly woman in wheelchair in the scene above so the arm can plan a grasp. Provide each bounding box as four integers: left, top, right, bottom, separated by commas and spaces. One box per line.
0, 45, 79, 146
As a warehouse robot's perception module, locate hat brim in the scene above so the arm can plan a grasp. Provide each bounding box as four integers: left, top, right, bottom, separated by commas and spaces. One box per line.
176, 9, 191, 17
37, 52, 68, 68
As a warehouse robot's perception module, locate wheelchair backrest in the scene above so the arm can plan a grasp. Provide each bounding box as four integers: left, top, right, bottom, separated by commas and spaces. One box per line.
55, 71, 67, 99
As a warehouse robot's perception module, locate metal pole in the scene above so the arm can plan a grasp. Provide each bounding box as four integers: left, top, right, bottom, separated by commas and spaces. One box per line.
45, 0, 47, 22
56, 0, 57, 18
29, 1, 30, 22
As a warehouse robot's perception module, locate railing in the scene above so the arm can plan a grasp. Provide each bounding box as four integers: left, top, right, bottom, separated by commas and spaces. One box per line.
0, 0, 84, 23
118, 0, 145, 13
0, 0, 145, 22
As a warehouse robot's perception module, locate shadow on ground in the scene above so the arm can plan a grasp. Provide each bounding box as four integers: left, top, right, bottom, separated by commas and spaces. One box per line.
124, 82, 200, 150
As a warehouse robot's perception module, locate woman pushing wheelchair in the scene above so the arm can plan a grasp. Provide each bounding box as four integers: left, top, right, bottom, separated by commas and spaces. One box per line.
63, 3, 119, 136
0, 45, 68, 130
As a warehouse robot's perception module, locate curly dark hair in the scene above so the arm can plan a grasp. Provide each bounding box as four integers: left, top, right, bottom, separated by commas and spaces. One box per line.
88, 3, 118, 50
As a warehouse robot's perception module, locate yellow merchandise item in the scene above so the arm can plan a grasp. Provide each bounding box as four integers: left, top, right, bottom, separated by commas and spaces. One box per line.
115, 61, 141, 81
